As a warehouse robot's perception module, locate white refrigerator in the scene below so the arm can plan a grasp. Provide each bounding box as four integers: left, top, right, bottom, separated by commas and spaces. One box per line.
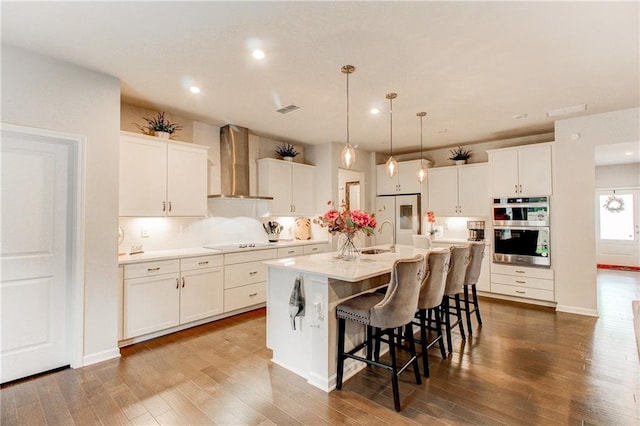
375, 194, 421, 246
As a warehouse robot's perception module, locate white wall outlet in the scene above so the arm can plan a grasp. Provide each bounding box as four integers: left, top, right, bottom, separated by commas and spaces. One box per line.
141, 227, 149, 238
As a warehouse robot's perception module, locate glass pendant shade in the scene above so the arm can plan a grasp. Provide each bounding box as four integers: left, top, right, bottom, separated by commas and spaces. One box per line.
341, 65, 356, 169
386, 156, 398, 177
342, 144, 356, 168
417, 162, 427, 182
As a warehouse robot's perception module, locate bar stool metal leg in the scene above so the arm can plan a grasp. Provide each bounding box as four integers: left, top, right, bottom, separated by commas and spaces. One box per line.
336, 317, 346, 390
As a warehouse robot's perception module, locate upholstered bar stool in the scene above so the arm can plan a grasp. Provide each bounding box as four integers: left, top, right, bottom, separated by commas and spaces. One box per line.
441, 245, 471, 355
336, 255, 424, 412
413, 249, 450, 377
463, 242, 485, 334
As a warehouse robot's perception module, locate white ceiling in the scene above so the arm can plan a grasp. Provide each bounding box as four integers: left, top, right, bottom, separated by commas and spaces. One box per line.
2, 1, 639, 159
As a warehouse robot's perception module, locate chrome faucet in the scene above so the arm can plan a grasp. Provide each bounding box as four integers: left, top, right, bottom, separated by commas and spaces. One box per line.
379, 220, 396, 252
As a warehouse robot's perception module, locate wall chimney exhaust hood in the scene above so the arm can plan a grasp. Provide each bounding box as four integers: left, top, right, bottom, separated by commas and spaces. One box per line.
208, 124, 273, 200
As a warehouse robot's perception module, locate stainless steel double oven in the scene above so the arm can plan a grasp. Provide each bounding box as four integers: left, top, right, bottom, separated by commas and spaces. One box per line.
492, 196, 550, 267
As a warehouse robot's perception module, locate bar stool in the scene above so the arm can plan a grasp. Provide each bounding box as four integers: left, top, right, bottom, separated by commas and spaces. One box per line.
413, 250, 450, 377
463, 242, 485, 334
441, 245, 471, 355
336, 255, 424, 412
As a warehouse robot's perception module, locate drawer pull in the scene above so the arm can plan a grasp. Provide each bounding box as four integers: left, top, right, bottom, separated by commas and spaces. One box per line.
515, 270, 526, 274
249, 271, 258, 275
311, 248, 318, 251
516, 290, 526, 294
147, 267, 161, 272
182, 277, 185, 288
287, 250, 295, 254
248, 292, 258, 297
198, 261, 209, 266
176, 278, 179, 289
516, 280, 526, 284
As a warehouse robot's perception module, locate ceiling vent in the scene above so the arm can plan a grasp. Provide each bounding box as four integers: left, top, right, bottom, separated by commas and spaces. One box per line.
546, 103, 587, 117
276, 104, 301, 114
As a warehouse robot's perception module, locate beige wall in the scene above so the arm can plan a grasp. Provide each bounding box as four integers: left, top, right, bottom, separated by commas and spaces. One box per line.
121, 103, 194, 143
596, 163, 640, 189
554, 107, 640, 316
2, 46, 121, 363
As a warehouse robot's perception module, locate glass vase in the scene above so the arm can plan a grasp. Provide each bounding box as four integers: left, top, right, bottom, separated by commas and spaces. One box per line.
337, 232, 361, 261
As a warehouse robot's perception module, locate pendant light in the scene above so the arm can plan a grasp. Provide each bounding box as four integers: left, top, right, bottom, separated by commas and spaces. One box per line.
416, 112, 428, 183
385, 93, 398, 177
341, 65, 356, 169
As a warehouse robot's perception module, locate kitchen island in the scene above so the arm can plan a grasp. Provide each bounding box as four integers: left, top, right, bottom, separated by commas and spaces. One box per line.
264, 245, 432, 392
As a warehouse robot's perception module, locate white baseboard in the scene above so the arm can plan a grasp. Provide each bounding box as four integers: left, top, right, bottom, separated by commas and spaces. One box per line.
555, 304, 599, 317
82, 347, 121, 367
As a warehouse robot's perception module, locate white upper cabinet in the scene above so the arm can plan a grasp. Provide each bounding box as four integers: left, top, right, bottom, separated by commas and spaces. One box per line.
428, 163, 489, 217
488, 143, 552, 197
257, 158, 316, 216
119, 133, 208, 217
376, 159, 422, 195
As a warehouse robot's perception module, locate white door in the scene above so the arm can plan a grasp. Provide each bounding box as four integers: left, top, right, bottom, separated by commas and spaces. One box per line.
596, 189, 640, 267
1, 131, 70, 383
167, 144, 207, 217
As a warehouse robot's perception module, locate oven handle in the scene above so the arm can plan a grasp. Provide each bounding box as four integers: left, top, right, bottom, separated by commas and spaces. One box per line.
493, 225, 550, 231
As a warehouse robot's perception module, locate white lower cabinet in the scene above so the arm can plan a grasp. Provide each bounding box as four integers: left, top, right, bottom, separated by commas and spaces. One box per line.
490, 263, 554, 301
123, 255, 223, 339
303, 243, 328, 255
224, 249, 277, 313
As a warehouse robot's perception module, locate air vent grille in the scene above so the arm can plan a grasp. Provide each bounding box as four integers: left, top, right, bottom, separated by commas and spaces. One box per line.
276, 105, 301, 114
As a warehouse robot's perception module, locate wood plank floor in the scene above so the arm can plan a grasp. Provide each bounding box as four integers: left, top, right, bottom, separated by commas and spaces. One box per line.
2, 269, 639, 425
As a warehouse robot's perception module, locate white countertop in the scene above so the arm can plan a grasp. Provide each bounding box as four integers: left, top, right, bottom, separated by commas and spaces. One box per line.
118, 240, 328, 265
263, 245, 444, 282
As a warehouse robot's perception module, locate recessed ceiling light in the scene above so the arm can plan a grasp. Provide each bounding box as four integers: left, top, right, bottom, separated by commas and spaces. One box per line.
625, 151, 633, 156
546, 103, 587, 117
512, 113, 528, 119
370, 108, 380, 115
189, 86, 201, 94
252, 49, 265, 60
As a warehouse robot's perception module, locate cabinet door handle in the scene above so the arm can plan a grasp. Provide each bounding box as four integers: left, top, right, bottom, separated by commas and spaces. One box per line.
182, 277, 185, 288
519, 184, 522, 193
516, 280, 526, 284
514, 184, 518, 194
147, 267, 160, 272
249, 271, 258, 275
176, 278, 179, 289
168, 201, 172, 212
515, 270, 526, 274
198, 261, 209, 266
515, 290, 526, 294
162, 201, 166, 212
248, 292, 258, 297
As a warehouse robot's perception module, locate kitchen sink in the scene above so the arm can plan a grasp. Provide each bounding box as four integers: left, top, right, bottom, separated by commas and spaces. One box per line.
361, 248, 392, 255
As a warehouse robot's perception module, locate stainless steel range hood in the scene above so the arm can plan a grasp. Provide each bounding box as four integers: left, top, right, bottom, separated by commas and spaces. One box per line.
208, 124, 273, 200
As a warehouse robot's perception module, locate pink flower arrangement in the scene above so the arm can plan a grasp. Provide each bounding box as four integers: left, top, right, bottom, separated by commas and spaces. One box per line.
316, 201, 377, 237
426, 211, 437, 235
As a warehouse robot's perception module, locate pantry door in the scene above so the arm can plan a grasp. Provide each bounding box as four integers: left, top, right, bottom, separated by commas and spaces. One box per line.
596, 189, 640, 267
1, 125, 77, 383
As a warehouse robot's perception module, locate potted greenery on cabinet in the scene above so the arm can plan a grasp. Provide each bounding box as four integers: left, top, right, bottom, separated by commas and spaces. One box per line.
137, 111, 183, 139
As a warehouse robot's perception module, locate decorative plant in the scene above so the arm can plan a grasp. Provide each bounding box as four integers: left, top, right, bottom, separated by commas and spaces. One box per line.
425, 211, 437, 235
275, 143, 299, 158
316, 201, 376, 237
448, 146, 472, 161
137, 111, 183, 135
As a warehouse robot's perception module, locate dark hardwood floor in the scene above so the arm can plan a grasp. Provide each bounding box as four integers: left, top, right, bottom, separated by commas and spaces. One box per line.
2, 269, 639, 425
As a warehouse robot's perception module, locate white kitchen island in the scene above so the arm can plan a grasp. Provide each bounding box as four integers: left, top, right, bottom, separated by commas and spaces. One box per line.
264, 245, 432, 392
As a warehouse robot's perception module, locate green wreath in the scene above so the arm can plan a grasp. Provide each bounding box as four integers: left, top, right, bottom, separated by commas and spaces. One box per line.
603, 195, 625, 213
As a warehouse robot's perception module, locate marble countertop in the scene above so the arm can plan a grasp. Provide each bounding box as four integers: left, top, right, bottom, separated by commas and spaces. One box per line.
118, 240, 329, 265
263, 245, 445, 282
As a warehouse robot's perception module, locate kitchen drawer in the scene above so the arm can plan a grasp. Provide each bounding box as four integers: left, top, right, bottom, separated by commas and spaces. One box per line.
225, 261, 266, 289
224, 249, 277, 265
304, 243, 328, 255
491, 273, 554, 291
124, 259, 180, 279
491, 283, 554, 302
224, 282, 266, 312
181, 255, 223, 271
278, 246, 304, 258
491, 263, 553, 280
